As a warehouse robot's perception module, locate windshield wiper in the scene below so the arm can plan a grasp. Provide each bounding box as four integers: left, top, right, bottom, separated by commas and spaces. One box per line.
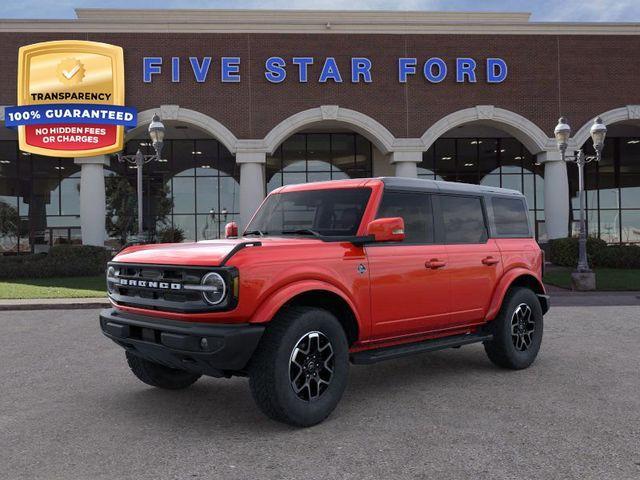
244, 229, 266, 237
281, 228, 322, 238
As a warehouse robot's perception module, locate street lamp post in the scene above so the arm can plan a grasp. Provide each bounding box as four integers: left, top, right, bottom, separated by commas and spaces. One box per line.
117, 114, 166, 240
553, 116, 607, 289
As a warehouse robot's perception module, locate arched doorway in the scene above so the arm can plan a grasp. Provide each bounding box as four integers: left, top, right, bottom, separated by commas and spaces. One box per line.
418, 123, 546, 241
114, 121, 240, 244
263, 106, 395, 193
266, 130, 374, 193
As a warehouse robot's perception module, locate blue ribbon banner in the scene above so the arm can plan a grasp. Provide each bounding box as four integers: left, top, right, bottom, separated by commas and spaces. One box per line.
4, 104, 137, 128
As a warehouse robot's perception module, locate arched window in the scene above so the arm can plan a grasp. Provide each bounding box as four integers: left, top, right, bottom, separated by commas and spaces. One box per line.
419, 137, 545, 241
266, 133, 373, 193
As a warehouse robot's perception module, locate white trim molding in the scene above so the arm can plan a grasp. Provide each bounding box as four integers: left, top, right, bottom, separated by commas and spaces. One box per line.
420, 106, 554, 154
128, 106, 239, 154
263, 106, 396, 155
572, 105, 640, 148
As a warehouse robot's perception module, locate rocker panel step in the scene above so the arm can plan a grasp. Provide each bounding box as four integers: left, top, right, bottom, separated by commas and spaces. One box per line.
350, 333, 493, 365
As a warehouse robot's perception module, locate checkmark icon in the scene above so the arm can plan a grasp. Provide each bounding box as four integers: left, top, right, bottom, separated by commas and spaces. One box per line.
62, 64, 80, 79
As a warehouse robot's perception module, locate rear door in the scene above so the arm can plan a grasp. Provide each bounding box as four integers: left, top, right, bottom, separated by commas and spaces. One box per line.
437, 194, 502, 326
367, 190, 451, 340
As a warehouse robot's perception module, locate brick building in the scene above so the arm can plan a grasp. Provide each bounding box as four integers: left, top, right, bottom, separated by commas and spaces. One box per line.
0, 9, 639, 251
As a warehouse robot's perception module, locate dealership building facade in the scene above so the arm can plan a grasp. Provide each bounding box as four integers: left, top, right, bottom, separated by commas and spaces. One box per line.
0, 9, 640, 251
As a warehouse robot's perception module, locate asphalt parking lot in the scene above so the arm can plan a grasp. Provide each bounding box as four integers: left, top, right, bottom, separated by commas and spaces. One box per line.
1, 306, 639, 480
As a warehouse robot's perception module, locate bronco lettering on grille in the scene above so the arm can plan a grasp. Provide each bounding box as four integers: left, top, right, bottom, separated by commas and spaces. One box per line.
118, 278, 182, 290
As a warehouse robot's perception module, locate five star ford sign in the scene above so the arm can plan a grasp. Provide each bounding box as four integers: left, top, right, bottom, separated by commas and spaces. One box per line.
4, 40, 137, 157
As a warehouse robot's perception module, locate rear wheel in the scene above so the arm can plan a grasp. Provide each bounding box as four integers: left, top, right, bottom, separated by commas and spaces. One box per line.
248, 307, 349, 427
484, 287, 543, 370
125, 351, 201, 390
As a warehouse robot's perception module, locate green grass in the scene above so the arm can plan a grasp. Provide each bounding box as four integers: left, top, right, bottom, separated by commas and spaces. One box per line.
0, 276, 106, 299
544, 267, 640, 291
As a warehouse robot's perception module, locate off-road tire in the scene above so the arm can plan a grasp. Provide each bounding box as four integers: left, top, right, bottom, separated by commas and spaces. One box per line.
484, 287, 544, 370
125, 351, 201, 390
248, 306, 349, 427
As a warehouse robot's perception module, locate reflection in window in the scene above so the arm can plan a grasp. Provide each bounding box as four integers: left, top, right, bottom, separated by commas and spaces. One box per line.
569, 137, 640, 244
114, 138, 239, 244
0, 142, 82, 252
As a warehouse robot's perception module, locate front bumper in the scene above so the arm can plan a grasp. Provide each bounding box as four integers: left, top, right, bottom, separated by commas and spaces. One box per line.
99, 308, 264, 377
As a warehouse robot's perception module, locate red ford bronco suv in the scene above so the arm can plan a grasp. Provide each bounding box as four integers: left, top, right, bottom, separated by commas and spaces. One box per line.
100, 177, 549, 427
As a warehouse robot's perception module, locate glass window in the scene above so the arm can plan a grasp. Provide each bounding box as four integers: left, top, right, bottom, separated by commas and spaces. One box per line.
434, 138, 456, 180
282, 134, 306, 172
500, 138, 523, 174
440, 195, 488, 244
173, 140, 195, 176
419, 147, 435, 178
172, 177, 195, 214
478, 139, 499, 175
246, 188, 371, 237
621, 210, 640, 243
456, 139, 478, 179
307, 134, 331, 172
60, 177, 80, 215
599, 210, 620, 243
492, 197, 531, 237
172, 214, 196, 242
376, 191, 433, 244
196, 177, 218, 214
621, 174, 640, 209
266, 133, 372, 193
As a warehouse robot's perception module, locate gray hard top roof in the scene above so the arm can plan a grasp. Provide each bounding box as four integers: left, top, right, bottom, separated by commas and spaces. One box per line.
379, 177, 523, 197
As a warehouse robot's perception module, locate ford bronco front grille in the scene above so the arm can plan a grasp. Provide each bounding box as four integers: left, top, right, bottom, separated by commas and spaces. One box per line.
107, 263, 237, 313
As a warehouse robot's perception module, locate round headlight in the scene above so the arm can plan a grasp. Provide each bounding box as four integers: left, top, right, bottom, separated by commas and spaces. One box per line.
201, 272, 226, 305
106, 266, 116, 293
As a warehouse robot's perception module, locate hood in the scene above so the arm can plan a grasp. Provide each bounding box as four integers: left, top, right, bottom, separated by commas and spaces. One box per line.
112, 237, 323, 267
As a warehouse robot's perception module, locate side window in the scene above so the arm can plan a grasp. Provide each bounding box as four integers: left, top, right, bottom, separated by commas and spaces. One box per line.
492, 197, 531, 237
440, 195, 488, 244
376, 191, 434, 243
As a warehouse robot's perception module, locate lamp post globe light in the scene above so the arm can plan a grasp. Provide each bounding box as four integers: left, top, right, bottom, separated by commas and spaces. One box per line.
553, 116, 607, 291
117, 113, 166, 242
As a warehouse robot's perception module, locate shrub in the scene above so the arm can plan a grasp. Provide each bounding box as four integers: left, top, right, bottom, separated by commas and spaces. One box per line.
549, 237, 640, 269
0, 245, 112, 279
157, 226, 185, 244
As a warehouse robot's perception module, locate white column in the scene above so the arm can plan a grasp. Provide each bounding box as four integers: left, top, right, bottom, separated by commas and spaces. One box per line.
237, 151, 266, 230
538, 151, 569, 240
390, 150, 422, 178
74, 155, 109, 246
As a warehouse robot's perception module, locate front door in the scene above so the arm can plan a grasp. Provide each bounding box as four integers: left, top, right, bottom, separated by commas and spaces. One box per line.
367, 191, 451, 341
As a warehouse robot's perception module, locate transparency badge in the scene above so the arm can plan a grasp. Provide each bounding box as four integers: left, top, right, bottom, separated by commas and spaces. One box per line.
4, 40, 136, 157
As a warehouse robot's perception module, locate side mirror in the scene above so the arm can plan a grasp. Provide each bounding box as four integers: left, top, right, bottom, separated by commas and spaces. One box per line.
224, 221, 238, 238
366, 217, 405, 243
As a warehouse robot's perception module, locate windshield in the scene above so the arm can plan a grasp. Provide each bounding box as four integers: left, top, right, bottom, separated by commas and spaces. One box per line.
245, 188, 372, 237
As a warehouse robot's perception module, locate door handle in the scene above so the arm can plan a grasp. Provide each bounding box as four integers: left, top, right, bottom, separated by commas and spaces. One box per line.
482, 256, 500, 266
425, 259, 446, 269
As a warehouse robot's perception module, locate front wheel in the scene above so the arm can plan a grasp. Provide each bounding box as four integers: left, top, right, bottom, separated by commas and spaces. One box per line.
248, 307, 349, 427
484, 287, 544, 370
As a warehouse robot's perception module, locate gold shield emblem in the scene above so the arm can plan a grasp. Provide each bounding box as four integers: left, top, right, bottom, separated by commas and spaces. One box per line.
16, 40, 125, 157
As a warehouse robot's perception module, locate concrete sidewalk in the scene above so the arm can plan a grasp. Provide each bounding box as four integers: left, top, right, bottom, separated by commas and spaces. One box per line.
0, 297, 110, 311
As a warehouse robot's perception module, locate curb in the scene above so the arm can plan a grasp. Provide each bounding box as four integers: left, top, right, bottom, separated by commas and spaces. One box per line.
0, 298, 110, 311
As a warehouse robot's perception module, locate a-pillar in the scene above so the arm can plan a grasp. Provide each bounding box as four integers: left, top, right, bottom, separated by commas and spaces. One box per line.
538, 151, 569, 240
237, 150, 266, 230
390, 150, 422, 178
74, 155, 109, 246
